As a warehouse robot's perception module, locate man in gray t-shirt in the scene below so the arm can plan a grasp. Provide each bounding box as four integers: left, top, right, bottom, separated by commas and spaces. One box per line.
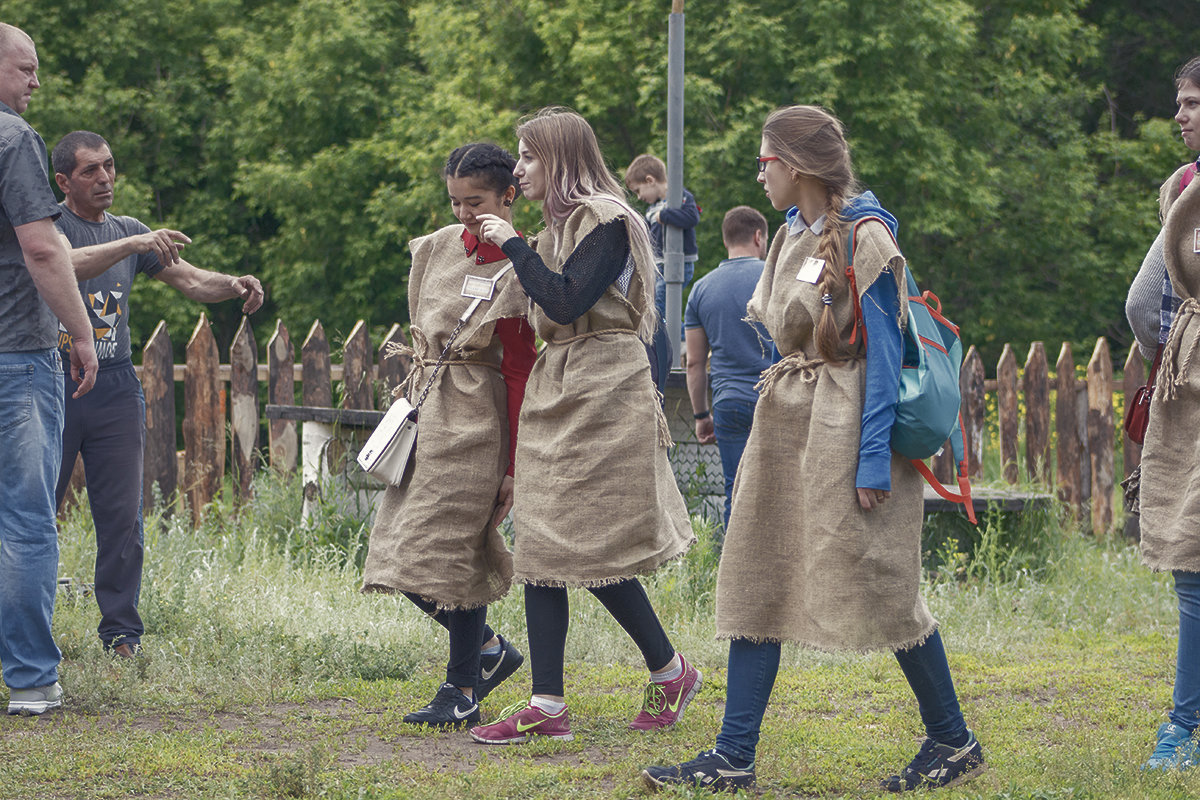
0, 23, 97, 716
52, 130, 263, 658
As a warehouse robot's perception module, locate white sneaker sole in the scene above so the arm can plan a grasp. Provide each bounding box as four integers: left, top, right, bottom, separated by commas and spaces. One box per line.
7, 698, 62, 716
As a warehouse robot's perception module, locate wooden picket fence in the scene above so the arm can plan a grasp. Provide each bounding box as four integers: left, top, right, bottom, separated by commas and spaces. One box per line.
127, 314, 412, 523
118, 315, 1148, 534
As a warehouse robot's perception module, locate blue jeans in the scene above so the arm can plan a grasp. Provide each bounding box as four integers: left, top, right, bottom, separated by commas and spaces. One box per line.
715, 630, 966, 763
0, 348, 64, 689
1170, 571, 1200, 731
712, 399, 756, 530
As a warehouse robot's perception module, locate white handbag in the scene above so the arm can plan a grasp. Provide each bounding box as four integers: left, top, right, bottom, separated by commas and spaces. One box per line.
355, 396, 418, 484
357, 262, 515, 486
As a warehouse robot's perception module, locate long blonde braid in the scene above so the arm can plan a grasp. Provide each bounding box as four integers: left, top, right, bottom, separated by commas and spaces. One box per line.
813, 187, 853, 363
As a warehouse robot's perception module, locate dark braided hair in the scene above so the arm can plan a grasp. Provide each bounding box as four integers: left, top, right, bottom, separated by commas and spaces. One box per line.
444, 142, 520, 198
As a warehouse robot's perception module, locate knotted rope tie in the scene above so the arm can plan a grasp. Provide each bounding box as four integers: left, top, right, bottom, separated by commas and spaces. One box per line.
382, 333, 498, 401
754, 352, 826, 398
543, 328, 639, 345
1156, 297, 1200, 402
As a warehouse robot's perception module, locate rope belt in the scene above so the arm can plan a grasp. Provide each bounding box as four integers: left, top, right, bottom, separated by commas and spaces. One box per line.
384, 342, 499, 399
1157, 297, 1200, 402
754, 352, 828, 397
543, 327, 640, 346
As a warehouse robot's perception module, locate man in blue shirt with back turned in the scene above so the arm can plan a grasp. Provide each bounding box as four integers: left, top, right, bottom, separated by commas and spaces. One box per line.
684, 206, 773, 531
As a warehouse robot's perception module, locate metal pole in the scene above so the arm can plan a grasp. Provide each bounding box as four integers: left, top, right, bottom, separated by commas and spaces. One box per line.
663, 0, 685, 372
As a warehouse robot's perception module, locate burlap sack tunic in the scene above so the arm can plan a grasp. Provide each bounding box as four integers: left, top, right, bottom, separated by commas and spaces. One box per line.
512, 200, 694, 586
715, 219, 934, 651
361, 225, 528, 608
1141, 165, 1200, 572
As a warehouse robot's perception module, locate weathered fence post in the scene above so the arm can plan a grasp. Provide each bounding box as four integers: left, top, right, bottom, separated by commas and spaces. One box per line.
342, 320, 373, 410
1024, 342, 1051, 484
1087, 337, 1115, 534
1123, 343, 1145, 477
301, 321, 333, 516
142, 320, 176, 511
376, 323, 410, 409
268, 321, 297, 473
997, 344, 1019, 484
962, 346, 985, 479
183, 314, 224, 522
1055, 343, 1082, 514
302, 321, 332, 408
229, 318, 258, 502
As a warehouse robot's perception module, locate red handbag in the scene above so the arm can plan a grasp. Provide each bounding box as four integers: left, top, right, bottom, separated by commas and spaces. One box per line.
1125, 345, 1163, 446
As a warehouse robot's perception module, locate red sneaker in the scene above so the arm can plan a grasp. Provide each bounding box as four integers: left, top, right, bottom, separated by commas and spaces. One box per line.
629, 654, 702, 730
469, 701, 573, 744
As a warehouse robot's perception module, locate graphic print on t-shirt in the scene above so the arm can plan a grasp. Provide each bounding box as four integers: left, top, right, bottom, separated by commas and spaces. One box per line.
58, 285, 125, 360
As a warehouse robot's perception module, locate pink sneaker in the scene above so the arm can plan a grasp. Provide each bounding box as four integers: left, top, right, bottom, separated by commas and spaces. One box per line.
629, 654, 702, 730
469, 701, 573, 744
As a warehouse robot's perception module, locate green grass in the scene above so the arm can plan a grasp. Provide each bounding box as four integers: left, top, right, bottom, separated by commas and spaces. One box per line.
0, 473, 1194, 799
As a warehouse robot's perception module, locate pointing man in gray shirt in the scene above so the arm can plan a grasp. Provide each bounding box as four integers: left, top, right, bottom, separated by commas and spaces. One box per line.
51, 129, 263, 658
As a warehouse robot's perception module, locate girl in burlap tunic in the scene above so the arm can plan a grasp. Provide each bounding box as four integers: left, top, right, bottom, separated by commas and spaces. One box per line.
469, 108, 699, 744
360, 143, 536, 729
644, 106, 984, 794
1133, 56, 1200, 771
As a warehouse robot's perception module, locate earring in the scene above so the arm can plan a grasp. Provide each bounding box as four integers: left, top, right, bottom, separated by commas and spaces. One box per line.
503, 199, 512, 207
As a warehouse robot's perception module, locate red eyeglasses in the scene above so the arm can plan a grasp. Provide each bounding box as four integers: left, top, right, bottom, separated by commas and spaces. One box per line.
756, 156, 780, 173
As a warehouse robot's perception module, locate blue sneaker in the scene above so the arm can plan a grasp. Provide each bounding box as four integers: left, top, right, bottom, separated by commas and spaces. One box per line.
1143, 722, 1199, 771
642, 748, 756, 793
882, 732, 985, 792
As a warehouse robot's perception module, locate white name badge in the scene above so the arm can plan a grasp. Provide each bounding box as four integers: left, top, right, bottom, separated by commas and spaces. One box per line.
796, 257, 825, 284
461, 274, 499, 300
1194, 228, 1200, 254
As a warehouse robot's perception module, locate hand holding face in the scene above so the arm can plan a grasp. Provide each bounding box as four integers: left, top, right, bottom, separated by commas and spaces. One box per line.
476, 214, 518, 248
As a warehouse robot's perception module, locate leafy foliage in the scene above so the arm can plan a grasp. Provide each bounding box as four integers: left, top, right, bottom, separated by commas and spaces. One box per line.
7, 0, 1195, 364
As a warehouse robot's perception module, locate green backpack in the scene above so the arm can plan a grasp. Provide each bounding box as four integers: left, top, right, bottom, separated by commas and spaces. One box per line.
847, 217, 976, 524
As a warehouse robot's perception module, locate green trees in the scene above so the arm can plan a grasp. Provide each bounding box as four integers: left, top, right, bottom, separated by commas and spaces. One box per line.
7, 0, 1193, 364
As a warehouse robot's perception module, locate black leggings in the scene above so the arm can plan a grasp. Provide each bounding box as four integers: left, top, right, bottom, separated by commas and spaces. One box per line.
524, 579, 675, 697
403, 592, 495, 689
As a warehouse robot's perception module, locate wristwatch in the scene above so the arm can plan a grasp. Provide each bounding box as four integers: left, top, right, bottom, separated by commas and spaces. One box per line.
693, 409, 711, 420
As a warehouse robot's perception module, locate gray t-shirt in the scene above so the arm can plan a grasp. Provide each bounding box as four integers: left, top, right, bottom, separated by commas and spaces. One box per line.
0, 102, 62, 352
55, 204, 164, 365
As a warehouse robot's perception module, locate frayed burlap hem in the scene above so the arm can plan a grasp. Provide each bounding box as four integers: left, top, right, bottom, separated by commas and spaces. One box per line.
714, 620, 939, 655
513, 535, 696, 590
359, 581, 510, 612
1138, 552, 1200, 574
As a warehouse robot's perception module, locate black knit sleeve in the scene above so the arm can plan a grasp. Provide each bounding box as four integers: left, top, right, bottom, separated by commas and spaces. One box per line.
500, 219, 631, 324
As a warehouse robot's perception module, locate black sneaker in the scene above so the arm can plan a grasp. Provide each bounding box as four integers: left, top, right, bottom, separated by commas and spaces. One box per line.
642, 749, 756, 793
882, 732, 985, 792
476, 635, 524, 702
402, 683, 480, 728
